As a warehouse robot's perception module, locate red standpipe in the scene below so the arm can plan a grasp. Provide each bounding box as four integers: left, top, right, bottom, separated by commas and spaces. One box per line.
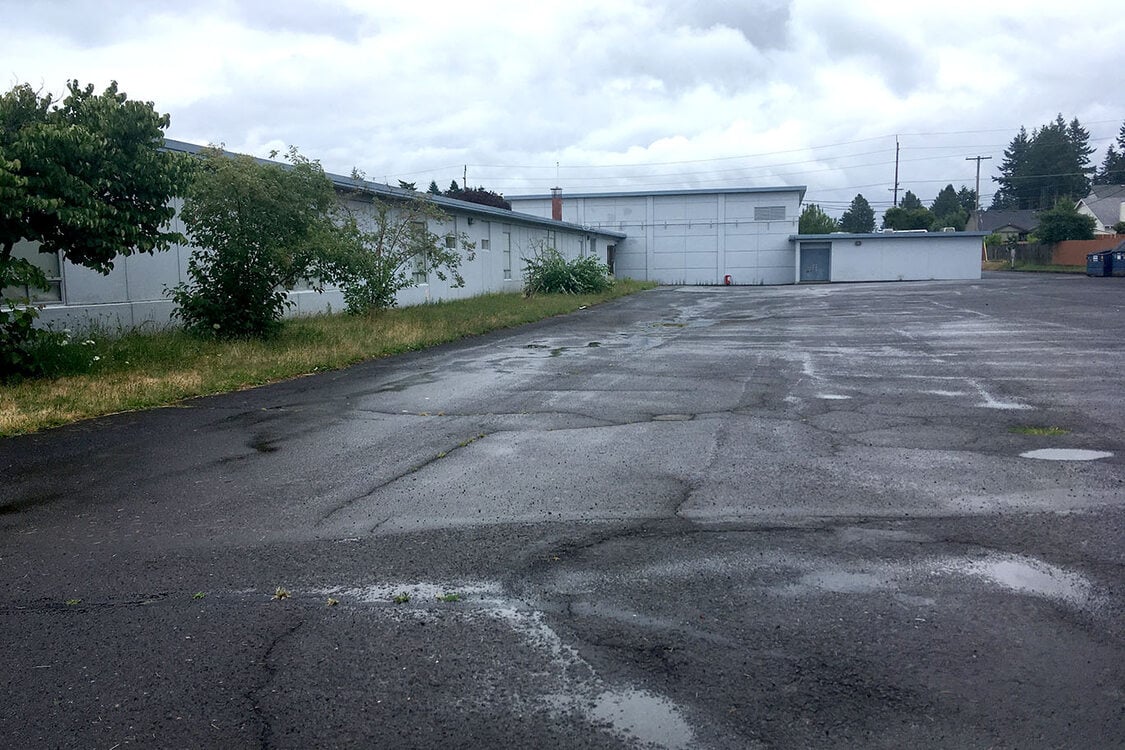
723, 274, 732, 285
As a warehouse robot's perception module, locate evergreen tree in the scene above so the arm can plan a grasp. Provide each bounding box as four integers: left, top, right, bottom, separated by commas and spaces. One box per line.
839, 194, 875, 233
1097, 121, 1125, 183
957, 186, 977, 214
397, 180, 416, 191
991, 127, 1031, 209
798, 203, 838, 234
447, 179, 460, 193
427, 180, 442, 195
883, 206, 932, 231
899, 190, 923, 209
929, 184, 968, 230
992, 116, 1094, 209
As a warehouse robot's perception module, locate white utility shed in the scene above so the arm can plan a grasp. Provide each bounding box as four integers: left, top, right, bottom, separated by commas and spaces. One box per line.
790, 232, 986, 283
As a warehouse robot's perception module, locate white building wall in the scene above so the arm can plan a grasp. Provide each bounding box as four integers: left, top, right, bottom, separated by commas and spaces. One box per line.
26, 195, 618, 331
810, 235, 983, 282
510, 188, 804, 285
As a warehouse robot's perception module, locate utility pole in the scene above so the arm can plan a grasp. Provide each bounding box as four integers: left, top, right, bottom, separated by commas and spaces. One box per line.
892, 136, 900, 206
965, 155, 992, 230
463, 164, 468, 190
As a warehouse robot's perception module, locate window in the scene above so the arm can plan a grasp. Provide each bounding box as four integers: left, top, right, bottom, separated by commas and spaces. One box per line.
412, 249, 428, 284
444, 234, 457, 249
1, 240, 62, 303
502, 229, 512, 280
480, 238, 490, 251
411, 220, 428, 284
754, 206, 786, 221
546, 230, 557, 248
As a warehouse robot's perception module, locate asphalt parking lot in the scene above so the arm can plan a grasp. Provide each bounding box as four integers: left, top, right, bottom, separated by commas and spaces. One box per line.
2, 272, 1122, 749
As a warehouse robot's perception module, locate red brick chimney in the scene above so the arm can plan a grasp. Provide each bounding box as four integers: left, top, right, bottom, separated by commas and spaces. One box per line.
551, 187, 562, 221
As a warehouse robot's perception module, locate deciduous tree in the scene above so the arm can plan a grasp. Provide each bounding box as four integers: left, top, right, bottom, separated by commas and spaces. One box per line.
1, 80, 188, 377
0, 80, 188, 288
1035, 199, 1096, 244
336, 195, 475, 314
169, 147, 353, 338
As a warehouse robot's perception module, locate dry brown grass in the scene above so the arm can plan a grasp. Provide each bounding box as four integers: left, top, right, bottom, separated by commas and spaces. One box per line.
1, 282, 654, 436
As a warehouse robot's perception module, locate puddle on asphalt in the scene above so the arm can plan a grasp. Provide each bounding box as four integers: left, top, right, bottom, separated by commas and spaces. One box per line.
327, 581, 697, 750
588, 689, 695, 750
948, 555, 1093, 606
816, 394, 851, 400
1019, 448, 1113, 461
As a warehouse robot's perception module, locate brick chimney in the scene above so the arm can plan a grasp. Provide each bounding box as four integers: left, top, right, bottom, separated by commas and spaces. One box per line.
551, 187, 562, 221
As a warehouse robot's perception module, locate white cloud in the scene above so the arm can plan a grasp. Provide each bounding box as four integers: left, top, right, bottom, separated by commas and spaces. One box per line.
1, 0, 1123, 214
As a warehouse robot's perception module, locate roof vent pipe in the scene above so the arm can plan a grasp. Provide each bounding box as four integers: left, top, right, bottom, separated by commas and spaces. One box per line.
551, 187, 562, 221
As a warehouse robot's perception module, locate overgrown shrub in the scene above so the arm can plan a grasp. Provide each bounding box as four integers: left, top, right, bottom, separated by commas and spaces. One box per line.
523, 245, 612, 295
169, 147, 353, 339
337, 195, 473, 315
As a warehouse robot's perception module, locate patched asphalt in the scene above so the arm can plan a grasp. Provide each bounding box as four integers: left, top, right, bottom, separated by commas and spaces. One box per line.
2, 272, 1123, 749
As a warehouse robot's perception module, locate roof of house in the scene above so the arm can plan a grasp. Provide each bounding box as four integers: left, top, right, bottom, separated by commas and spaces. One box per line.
1077, 184, 1125, 227
973, 209, 1040, 233
162, 139, 626, 239
509, 186, 808, 202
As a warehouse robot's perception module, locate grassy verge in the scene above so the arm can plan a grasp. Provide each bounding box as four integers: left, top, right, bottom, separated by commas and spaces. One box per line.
1005, 263, 1085, 274
1, 280, 654, 436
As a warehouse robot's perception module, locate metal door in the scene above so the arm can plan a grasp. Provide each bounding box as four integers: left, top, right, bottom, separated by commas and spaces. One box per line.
800, 243, 831, 282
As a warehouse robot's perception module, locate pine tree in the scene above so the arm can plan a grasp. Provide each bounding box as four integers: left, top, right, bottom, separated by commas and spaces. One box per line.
899, 190, 923, 210
798, 203, 838, 234
993, 116, 1094, 209
1097, 121, 1125, 184
427, 180, 441, 195
839, 194, 875, 233
992, 127, 1030, 209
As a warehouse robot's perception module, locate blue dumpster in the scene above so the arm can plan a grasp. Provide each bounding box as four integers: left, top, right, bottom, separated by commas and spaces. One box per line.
1111, 250, 1125, 277
1087, 251, 1112, 277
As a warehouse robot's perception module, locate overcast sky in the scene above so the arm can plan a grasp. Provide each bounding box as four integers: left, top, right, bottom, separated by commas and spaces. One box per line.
3, 0, 1123, 216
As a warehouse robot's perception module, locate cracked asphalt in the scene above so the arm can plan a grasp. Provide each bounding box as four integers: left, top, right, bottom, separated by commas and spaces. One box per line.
2, 272, 1123, 749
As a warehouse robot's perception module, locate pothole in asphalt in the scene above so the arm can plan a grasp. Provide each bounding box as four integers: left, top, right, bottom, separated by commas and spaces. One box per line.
587, 689, 696, 750
946, 554, 1093, 606
652, 414, 694, 421
1019, 448, 1113, 461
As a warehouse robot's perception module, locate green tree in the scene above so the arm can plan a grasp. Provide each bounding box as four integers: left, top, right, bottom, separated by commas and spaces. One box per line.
169, 147, 353, 338
1035, 199, 1096, 244
798, 203, 838, 234
929, 184, 968, 230
0, 81, 187, 279
1097, 121, 1125, 183
839, 194, 875, 233
1, 80, 188, 376
397, 180, 417, 191
336, 195, 475, 314
992, 115, 1095, 209
899, 190, 923, 210
956, 186, 977, 214
447, 179, 460, 193
427, 180, 442, 195
882, 206, 932, 231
